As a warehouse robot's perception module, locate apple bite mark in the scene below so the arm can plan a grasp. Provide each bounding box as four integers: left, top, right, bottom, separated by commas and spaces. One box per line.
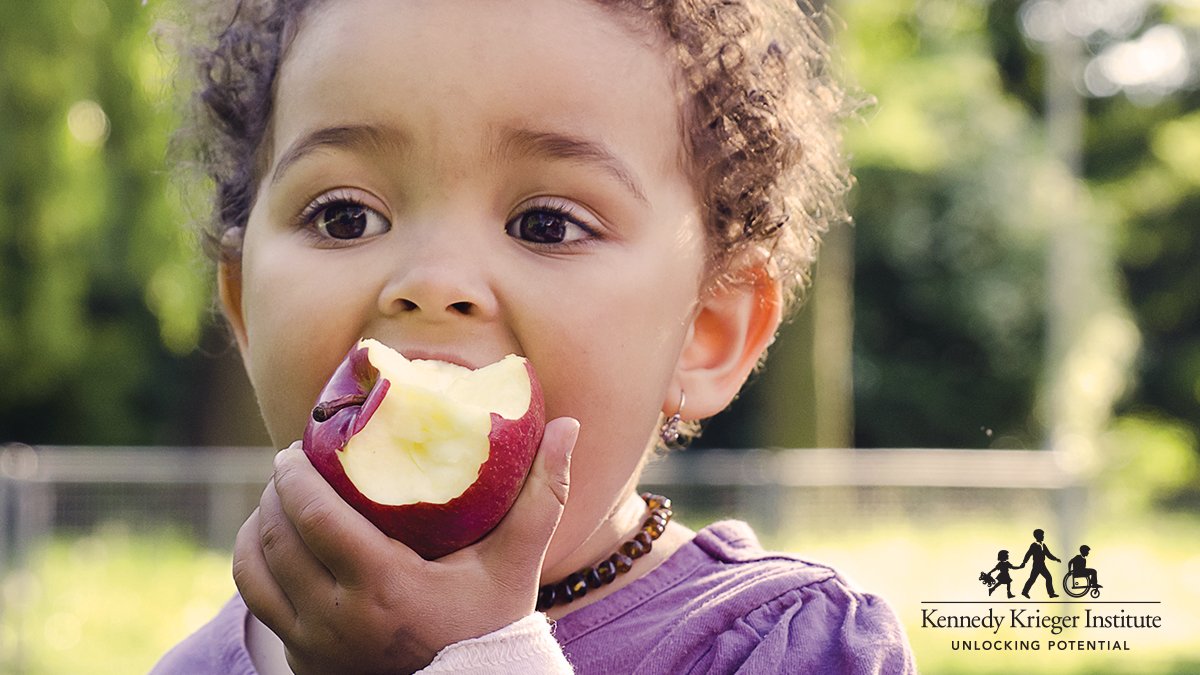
304, 338, 545, 559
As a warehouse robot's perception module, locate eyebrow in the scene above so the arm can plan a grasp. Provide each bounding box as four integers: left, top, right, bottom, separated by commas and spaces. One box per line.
495, 126, 649, 204
269, 122, 650, 204
270, 124, 409, 185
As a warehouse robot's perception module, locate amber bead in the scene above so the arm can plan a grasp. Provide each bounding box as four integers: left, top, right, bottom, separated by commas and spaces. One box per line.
621, 539, 646, 559
585, 568, 604, 589
597, 560, 618, 583
535, 493, 674, 610
567, 572, 588, 599
537, 586, 557, 611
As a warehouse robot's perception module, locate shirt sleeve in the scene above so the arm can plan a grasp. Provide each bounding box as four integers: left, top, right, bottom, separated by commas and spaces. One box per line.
418, 613, 574, 674
149, 595, 258, 675
704, 579, 916, 674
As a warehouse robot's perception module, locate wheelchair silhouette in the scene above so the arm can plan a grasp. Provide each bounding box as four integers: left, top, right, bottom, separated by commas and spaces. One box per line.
1062, 571, 1100, 599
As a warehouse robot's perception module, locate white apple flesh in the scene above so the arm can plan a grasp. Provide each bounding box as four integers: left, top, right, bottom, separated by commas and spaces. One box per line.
303, 339, 545, 559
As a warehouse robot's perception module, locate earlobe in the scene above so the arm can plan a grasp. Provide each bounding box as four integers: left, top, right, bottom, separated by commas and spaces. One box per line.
671, 265, 783, 420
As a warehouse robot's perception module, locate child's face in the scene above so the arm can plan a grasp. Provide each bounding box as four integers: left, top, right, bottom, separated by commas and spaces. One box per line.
224, 0, 712, 560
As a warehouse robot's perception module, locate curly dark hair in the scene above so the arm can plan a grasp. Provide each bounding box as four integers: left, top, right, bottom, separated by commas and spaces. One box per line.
170, 0, 852, 312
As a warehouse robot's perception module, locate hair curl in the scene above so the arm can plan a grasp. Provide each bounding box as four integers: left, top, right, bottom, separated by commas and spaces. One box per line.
171, 0, 853, 314
627, 0, 854, 312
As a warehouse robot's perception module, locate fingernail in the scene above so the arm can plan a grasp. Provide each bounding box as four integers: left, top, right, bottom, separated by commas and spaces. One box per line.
272, 446, 294, 473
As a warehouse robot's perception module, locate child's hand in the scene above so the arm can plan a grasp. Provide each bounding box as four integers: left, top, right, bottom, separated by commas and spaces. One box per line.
233, 417, 579, 675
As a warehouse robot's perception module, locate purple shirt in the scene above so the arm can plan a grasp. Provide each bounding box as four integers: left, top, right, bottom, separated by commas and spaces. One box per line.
152, 521, 914, 674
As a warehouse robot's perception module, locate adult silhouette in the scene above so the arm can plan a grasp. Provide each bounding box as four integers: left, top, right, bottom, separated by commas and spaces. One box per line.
1020, 528, 1060, 598
1067, 545, 1101, 589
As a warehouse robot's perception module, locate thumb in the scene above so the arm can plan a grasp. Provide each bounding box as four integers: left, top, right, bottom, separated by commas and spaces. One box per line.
478, 416, 578, 561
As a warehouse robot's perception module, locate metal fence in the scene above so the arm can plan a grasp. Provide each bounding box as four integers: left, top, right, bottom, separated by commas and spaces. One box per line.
0, 442, 1086, 575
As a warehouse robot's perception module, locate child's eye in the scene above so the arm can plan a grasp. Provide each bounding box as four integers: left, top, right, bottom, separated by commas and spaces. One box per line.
298, 191, 391, 242
314, 202, 390, 240
505, 201, 596, 246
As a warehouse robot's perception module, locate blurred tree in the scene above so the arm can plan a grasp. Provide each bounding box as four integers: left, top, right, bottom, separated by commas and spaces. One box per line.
1, 0, 1195, 482
836, 0, 1197, 500
0, 0, 236, 445
840, 0, 1052, 449
988, 0, 1198, 503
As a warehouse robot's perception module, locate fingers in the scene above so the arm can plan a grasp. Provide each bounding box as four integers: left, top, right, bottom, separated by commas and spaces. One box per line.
271, 445, 423, 584
233, 506, 297, 634
478, 416, 578, 564
259, 472, 336, 595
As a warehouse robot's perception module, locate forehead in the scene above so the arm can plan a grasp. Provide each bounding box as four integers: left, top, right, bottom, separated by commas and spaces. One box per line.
272, 0, 686, 182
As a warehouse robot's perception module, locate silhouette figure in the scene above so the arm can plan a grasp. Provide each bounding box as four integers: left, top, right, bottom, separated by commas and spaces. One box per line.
1067, 545, 1101, 589
1020, 528, 1061, 598
985, 549, 1024, 598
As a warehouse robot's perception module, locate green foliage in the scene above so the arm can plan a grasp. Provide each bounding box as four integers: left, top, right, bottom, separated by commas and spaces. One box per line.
841, 0, 1049, 448
0, 0, 211, 444
0, 0, 1195, 474
1100, 415, 1200, 511
984, 3, 1200, 500
840, 0, 1199, 473
1099, 96, 1200, 452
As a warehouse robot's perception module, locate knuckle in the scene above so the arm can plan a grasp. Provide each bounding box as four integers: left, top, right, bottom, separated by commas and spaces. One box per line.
258, 510, 291, 555
547, 475, 570, 509
231, 554, 253, 593
293, 493, 335, 536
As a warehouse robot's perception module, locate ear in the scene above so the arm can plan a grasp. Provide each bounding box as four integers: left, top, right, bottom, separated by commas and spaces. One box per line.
218, 257, 250, 360
671, 263, 783, 421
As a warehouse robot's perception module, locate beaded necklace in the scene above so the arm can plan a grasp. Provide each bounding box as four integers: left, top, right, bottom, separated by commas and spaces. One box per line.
536, 493, 673, 611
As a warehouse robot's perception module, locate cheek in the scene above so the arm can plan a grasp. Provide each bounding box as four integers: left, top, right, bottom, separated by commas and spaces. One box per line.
533, 257, 698, 459
240, 241, 375, 443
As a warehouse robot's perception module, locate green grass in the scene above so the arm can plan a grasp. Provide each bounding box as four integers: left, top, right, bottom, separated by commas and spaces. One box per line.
2, 512, 1197, 673
0, 523, 234, 675
760, 511, 1200, 674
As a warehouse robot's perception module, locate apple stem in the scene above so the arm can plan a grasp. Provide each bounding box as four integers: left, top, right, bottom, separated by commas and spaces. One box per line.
311, 393, 369, 422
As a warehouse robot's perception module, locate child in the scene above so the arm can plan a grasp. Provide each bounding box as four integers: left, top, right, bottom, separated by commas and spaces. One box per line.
153, 0, 914, 672
987, 550, 1022, 598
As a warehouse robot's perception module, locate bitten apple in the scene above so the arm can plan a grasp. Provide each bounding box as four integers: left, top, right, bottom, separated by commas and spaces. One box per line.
303, 338, 544, 559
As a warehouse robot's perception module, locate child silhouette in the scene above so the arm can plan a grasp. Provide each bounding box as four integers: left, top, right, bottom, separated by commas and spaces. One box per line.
1067, 545, 1102, 589
987, 549, 1023, 598
150, 0, 915, 673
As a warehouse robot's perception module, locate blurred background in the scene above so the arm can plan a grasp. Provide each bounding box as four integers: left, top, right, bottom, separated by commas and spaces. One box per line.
1, 0, 1197, 672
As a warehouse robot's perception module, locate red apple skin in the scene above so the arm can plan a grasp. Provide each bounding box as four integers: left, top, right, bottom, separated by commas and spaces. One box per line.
303, 344, 545, 560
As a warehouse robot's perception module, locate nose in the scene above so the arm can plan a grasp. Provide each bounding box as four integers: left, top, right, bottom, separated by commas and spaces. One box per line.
376, 229, 500, 321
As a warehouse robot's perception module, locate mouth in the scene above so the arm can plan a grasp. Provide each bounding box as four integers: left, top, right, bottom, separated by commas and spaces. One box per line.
360, 342, 504, 371
358, 337, 517, 372
401, 350, 478, 370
